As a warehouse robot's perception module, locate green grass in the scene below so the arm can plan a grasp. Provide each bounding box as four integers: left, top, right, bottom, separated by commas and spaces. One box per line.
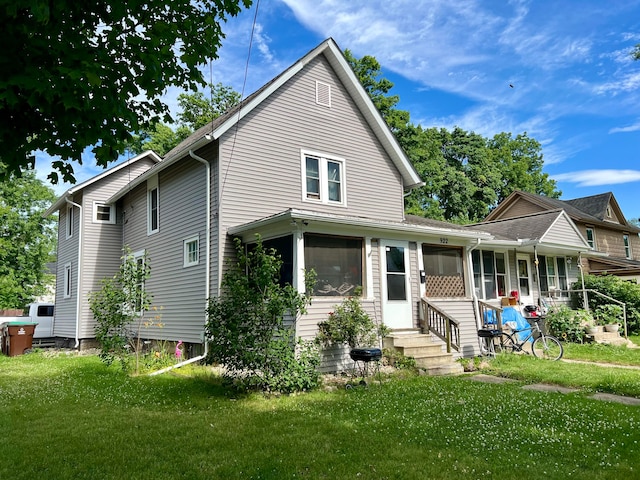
561, 336, 640, 366
2, 352, 640, 479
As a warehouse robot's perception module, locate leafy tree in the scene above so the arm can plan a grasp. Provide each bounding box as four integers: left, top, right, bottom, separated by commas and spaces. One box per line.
344, 50, 410, 131
0, 171, 56, 308
205, 236, 319, 393
128, 83, 241, 156
633, 44, 640, 60
1, 0, 252, 183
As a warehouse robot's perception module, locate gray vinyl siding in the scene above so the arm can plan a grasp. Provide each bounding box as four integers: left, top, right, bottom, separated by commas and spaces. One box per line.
122, 157, 209, 344
218, 54, 406, 254
542, 215, 585, 247
53, 198, 81, 337
77, 162, 154, 338
428, 299, 480, 358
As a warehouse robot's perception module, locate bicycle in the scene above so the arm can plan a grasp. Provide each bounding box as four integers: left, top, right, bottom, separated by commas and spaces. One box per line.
497, 316, 563, 360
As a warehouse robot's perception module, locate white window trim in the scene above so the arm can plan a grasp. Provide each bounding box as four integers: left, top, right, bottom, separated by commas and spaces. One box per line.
183, 235, 200, 267
585, 227, 595, 249
64, 263, 72, 298
300, 150, 346, 206
66, 206, 74, 239
624, 234, 632, 259
92, 202, 116, 224
147, 175, 159, 235
472, 249, 510, 300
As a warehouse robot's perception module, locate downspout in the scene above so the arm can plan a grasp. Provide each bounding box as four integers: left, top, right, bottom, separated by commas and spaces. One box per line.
65, 197, 82, 349
466, 239, 482, 331
150, 149, 211, 375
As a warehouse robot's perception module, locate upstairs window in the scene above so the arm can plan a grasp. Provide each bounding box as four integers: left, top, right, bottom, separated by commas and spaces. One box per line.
147, 176, 159, 235
302, 152, 345, 205
624, 234, 632, 259
585, 227, 595, 248
93, 202, 115, 224
66, 206, 74, 239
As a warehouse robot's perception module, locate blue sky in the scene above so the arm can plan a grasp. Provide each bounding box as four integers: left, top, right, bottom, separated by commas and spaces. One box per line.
39, 0, 640, 219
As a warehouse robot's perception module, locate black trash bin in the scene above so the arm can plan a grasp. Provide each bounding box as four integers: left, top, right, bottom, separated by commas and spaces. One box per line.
4, 322, 38, 356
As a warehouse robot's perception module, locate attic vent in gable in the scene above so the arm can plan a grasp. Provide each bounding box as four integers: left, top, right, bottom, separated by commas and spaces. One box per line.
316, 81, 331, 107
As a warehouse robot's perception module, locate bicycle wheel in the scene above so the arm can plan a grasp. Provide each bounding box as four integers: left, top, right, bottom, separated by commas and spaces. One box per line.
532, 335, 563, 360
496, 332, 517, 353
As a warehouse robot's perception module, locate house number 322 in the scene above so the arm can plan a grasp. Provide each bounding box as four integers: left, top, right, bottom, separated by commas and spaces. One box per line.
440, 237, 449, 244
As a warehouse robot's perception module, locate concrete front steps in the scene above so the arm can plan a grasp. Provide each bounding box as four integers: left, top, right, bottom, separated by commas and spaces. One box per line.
585, 327, 636, 347
383, 331, 463, 375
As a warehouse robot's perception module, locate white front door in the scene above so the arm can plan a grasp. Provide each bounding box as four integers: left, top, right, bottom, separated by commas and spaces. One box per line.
516, 255, 534, 306
381, 240, 413, 329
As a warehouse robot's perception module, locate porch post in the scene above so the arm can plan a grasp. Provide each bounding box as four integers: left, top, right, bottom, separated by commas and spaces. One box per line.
293, 230, 305, 293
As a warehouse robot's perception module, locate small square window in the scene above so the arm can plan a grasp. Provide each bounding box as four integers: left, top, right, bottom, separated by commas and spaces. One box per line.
184, 236, 199, 267
93, 202, 115, 224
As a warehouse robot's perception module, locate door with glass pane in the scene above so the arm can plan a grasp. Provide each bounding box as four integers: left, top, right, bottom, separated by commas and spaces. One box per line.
381, 240, 413, 329
516, 255, 534, 305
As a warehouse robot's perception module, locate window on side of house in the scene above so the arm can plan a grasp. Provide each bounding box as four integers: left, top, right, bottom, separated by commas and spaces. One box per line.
471, 250, 507, 300
147, 176, 159, 235
93, 202, 115, 224
64, 263, 72, 298
183, 236, 199, 267
304, 233, 362, 296
624, 234, 632, 258
539, 256, 568, 297
66, 206, 74, 239
585, 227, 595, 248
301, 152, 345, 205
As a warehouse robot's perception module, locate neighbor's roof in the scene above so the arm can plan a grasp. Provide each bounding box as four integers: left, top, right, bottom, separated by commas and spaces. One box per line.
108, 38, 423, 204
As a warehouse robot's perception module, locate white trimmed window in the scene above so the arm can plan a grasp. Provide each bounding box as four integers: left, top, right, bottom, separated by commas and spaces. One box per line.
471, 250, 507, 300
64, 263, 72, 298
66, 206, 74, 239
301, 151, 345, 205
93, 202, 115, 224
586, 227, 595, 248
183, 236, 199, 267
624, 234, 632, 259
539, 256, 568, 297
147, 176, 159, 235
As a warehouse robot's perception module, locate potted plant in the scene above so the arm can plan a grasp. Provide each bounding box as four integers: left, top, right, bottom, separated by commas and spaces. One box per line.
594, 304, 623, 333
576, 309, 598, 335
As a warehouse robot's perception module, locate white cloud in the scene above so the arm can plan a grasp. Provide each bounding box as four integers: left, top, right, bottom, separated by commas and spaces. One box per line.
609, 121, 640, 133
552, 169, 640, 187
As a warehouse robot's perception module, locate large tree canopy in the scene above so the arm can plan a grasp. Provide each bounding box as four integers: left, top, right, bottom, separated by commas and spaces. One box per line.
0, 0, 251, 183
345, 51, 560, 223
0, 171, 56, 309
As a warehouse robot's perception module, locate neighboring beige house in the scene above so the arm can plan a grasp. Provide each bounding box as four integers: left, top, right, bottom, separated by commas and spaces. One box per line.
484, 191, 640, 283
45, 39, 593, 370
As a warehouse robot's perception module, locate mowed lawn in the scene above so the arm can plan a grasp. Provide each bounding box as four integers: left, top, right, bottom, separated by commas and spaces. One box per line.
2, 351, 640, 480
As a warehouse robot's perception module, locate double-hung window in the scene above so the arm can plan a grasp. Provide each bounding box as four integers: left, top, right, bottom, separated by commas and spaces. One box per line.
585, 227, 595, 248
147, 176, 159, 235
538, 256, 568, 297
471, 250, 507, 299
183, 236, 199, 267
623, 234, 632, 259
302, 152, 345, 205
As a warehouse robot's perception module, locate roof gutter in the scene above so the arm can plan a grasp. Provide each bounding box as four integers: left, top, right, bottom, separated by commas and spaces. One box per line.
150, 148, 212, 375
65, 197, 82, 349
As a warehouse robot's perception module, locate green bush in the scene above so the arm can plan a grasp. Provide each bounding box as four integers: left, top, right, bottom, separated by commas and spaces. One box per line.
573, 274, 640, 334
316, 289, 389, 349
205, 236, 319, 393
545, 305, 587, 343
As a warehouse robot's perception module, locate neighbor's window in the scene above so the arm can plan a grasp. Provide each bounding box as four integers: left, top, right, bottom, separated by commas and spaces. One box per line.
302, 152, 345, 205
66, 206, 74, 239
183, 236, 199, 267
539, 256, 568, 297
64, 263, 72, 298
471, 250, 507, 300
147, 176, 159, 235
624, 234, 632, 259
304, 233, 362, 296
93, 202, 115, 224
586, 227, 595, 248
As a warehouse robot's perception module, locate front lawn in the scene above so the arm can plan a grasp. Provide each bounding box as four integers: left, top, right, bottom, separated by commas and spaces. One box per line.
2, 352, 639, 479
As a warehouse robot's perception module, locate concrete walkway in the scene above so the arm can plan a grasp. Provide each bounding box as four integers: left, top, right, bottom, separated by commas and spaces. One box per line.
465, 370, 640, 406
